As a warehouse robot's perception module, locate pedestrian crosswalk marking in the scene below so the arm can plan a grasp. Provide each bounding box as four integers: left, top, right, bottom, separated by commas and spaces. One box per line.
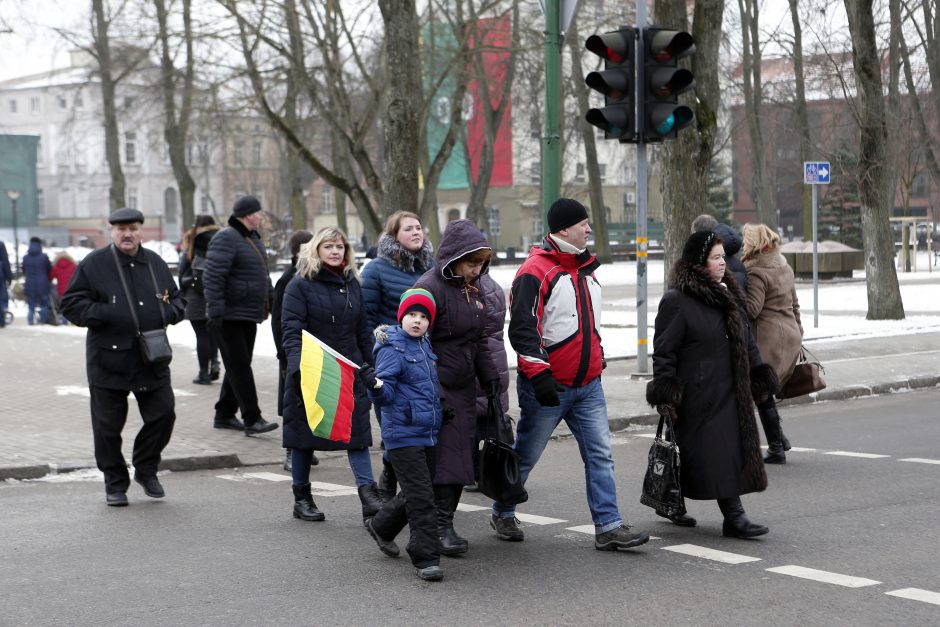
824, 451, 890, 459
885, 588, 940, 606
515, 513, 567, 525
566, 524, 595, 534
898, 458, 940, 465
245, 472, 291, 482
786, 447, 817, 452
766, 565, 881, 588
310, 481, 359, 496
662, 544, 761, 564
456, 503, 490, 512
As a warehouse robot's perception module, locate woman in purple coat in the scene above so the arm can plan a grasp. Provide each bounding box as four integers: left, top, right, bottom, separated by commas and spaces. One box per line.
413, 219, 499, 556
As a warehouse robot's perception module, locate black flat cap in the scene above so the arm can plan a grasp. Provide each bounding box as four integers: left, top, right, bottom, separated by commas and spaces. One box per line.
108, 207, 145, 225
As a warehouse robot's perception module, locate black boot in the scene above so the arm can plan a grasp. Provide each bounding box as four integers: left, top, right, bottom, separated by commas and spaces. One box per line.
292, 483, 325, 521
358, 482, 386, 522
718, 497, 768, 539
435, 484, 468, 556
192, 370, 212, 385
758, 401, 787, 464
209, 359, 221, 381
377, 457, 397, 500
283, 448, 292, 471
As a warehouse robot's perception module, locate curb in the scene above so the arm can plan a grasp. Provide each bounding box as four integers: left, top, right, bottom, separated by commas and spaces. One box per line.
3, 378, 938, 482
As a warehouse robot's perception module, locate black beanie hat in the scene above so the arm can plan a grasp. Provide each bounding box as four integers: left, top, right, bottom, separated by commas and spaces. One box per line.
547, 198, 589, 233
232, 195, 262, 217
682, 230, 723, 267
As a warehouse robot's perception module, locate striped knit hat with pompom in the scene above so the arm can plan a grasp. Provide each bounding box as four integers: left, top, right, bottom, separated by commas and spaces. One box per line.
397, 288, 436, 326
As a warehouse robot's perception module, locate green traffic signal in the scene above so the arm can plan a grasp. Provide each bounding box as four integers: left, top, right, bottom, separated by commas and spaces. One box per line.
642, 28, 696, 142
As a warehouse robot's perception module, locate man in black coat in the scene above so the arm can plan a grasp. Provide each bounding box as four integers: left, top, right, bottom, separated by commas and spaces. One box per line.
202, 195, 277, 435
61, 208, 185, 506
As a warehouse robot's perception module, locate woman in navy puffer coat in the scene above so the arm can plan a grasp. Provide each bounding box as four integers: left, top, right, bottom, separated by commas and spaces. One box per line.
281, 227, 383, 523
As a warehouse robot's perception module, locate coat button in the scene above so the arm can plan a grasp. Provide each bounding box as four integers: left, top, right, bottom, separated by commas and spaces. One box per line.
139, 301, 144, 306
112, 345, 117, 349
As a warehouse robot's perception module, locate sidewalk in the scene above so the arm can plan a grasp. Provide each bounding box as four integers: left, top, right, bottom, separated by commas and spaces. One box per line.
1, 319, 938, 481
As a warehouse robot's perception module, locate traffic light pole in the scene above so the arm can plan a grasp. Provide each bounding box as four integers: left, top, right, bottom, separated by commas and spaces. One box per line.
634, 1, 650, 375
542, 0, 562, 228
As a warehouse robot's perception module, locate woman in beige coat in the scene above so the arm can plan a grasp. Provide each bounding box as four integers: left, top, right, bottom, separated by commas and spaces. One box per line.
742, 223, 802, 463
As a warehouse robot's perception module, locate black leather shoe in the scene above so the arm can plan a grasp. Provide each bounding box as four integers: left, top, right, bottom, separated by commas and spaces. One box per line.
366, 518, 400, 557
106, 492, 128, 507
722, 514, 769, 538
415, 565, 444, 581
213, 416, 244, 430
134, 475, 165, 498
244, 417, 278, 436
440, 527, 469, 556
192, 371, 212, 385
656, 510, 697, 527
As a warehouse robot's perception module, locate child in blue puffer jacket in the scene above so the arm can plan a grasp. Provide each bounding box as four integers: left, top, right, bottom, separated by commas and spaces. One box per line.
363, 288, 445, 582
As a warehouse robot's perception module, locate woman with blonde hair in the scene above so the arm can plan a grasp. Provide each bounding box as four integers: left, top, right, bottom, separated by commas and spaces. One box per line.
280, 227, 384, 522
741, 223, 802, 464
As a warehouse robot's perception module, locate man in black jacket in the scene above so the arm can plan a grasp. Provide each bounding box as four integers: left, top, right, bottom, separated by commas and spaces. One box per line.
203, 195, 277, 435
61, 208, 185, 506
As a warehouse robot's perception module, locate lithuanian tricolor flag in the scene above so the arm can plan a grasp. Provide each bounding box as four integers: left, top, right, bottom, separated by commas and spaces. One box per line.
299, 330, 358, 443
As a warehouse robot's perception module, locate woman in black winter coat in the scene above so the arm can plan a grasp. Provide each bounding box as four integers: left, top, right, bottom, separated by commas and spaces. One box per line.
178, 215, 220, 384
413, 219, 499, 556
646, 230, 778, 539
281, 227, 383, 523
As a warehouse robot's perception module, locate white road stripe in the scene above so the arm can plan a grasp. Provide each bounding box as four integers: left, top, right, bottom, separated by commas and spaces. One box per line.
824, 451, 891, 459
244, 472, 291, 482
898, 458, 940, 465
662, 544, 761, 564
885, 588, 940, 606
515, 513, 567, 525
766, 565, 881, 588
635, 434, 656, 439
456, 503, 490, 512
787, 447, 817, 453
310, 481, 358, 496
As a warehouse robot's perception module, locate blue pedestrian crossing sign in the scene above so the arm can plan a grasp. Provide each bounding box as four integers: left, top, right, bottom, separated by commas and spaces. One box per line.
804, 161, 831, 185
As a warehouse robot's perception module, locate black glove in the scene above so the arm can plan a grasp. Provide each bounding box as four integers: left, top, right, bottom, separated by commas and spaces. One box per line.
293, 371, 305, 409
206, 317, 223, 334
359, 365, 379, 389
530, 371, 562, 407
483, 378, 501, 400
442, 406, 456, 423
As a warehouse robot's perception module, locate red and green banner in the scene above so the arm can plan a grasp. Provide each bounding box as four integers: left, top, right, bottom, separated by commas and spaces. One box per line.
299, 330, 356, 443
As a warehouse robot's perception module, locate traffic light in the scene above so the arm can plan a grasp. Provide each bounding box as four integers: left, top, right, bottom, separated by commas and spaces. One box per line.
584, 27, 637, 143
642, 29, 696, 142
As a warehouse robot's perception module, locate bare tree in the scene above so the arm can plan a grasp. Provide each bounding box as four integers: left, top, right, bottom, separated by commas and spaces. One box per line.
154, 0, 198, 227
91, 0, 128, 210
844, 0, 904, 319
899, 0, 940, 187
788, 0, 814, 239
657, 0, 725, 271
736, 0, 774, 226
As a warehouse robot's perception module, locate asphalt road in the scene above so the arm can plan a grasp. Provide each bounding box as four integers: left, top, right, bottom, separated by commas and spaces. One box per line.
2, 389, 939, 626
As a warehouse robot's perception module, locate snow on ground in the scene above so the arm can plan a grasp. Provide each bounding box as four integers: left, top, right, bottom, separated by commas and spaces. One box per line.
12, 252, 938, 363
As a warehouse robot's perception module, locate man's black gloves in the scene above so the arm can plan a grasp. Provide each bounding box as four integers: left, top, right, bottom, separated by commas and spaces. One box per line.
530, 371, 562, 407
484, 378, 501, 400
359, 365, 380, 389
206, 317, 223, 334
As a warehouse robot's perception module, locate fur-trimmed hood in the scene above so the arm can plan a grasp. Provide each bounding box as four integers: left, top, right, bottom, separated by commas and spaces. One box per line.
377, 233, 434, 274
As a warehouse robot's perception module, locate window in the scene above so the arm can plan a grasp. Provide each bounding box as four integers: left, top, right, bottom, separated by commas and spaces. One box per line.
37, 189, 45, 217
234, 145, 244, 166
321, 186, 335, 213
36, 137, 43, 165
252, 140, 262, 166
8, 99, 17, 113
58, 95, 67, 110
201, 194, 210, 213
125, 132, 137, 164
599, 163, 607, 184
575, 162, 585, 183
75, 92, 83, 108
29, 97, 40, 113
198, 140, 209, 164
530, 161, 541, 185
127, 187, 138, 209
912, 172, 928, 198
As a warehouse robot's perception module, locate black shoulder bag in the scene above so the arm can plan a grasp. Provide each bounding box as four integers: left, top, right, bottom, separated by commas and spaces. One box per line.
639, 404, 686, 517
111, 245, 173, 364
477, 394, 528, 506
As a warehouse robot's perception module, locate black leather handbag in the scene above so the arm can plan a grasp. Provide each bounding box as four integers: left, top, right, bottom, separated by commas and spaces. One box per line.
778, 346, 826, 399
477, 395, 528, 506
640, 404, 686, 517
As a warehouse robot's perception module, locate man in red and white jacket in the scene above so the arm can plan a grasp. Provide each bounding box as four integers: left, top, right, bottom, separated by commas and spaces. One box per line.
490, 198, 650, 552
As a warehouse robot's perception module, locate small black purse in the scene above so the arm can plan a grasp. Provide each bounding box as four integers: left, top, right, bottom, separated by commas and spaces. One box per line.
640, 404, 686, 517
477, 395, 528, 506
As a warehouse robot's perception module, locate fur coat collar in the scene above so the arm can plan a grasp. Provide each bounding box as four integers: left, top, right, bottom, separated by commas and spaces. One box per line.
377, 233, 434, 274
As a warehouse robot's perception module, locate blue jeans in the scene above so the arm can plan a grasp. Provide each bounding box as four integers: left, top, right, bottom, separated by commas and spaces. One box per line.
493, 377, 622, 533
291, 447, 374, 487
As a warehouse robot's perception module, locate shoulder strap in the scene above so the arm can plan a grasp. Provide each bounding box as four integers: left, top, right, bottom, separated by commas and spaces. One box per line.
111, 245, 140, 333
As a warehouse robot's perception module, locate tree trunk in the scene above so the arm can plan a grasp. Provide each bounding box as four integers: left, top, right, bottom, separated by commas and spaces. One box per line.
844, 0, 904, 319
788, 0, 813, 240
92, 0, 125, 211
283, 0, 307, 233
155, 0, 197, 228
567, 18, 610, 264
658, 0, 725, 273
379, 0, 421, 221
736, 0, 774, 226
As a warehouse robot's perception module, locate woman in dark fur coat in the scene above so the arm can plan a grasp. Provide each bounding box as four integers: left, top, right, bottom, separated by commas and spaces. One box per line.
646, 230, 779, 539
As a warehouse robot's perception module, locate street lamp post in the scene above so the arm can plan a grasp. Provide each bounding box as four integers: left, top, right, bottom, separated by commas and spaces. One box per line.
5, 190, 21, 277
